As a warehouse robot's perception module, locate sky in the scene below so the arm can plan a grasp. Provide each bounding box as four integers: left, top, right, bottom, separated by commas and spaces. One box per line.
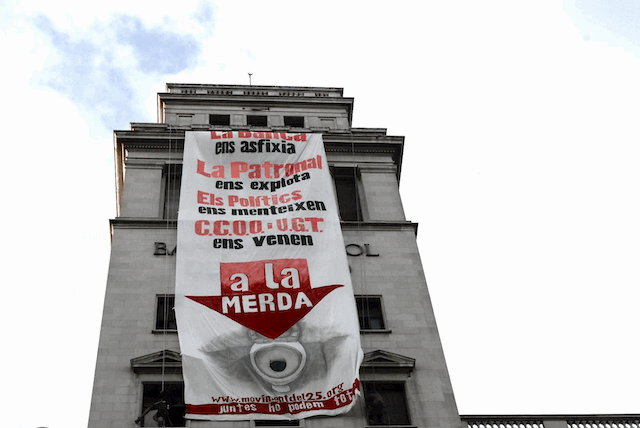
1, 1, 639, 427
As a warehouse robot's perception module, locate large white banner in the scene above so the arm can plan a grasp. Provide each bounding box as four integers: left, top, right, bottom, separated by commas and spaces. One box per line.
176, 131, 363, 421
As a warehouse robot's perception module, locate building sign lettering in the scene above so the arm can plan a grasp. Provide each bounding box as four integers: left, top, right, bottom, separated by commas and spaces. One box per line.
153, 242, 379, 257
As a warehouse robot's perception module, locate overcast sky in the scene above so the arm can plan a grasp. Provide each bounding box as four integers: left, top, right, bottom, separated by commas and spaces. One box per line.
2, 1, 639, 427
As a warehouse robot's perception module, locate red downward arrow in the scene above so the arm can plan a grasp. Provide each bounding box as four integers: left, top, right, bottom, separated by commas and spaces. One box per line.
186, 259, 343, 339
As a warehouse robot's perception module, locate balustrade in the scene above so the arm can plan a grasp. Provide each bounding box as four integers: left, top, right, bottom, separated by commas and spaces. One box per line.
462, 415, 640, 428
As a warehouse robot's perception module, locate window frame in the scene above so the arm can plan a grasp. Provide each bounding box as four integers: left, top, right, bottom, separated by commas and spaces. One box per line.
162, 164, 182, 219
331, 166, 364, 222
209, 114, 231, 126
140, 381, 185, 427
154, 294, 177, 332
283, 116, 305, 128
247, 115, 268, 126
355, 295, 390, 333
362, 381, 411, 426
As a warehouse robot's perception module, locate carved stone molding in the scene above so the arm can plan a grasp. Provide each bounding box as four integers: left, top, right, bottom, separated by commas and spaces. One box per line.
131, 349, 182, 374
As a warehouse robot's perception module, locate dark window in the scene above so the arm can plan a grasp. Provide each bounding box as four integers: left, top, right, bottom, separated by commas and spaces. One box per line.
140, 382, 185, 427
209, 114, 230, 126
363, 382, 410, 426
356, 296, 386, 330
163, 164, 182, 219
284, 116, 304, 128
332, 167, 362, 221
156, 295, 177, 330
247, 115, 268, 126
255, 421, 300, 426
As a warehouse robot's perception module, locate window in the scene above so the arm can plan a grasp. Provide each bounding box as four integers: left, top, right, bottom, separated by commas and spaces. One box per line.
163, 164, 182, 219
255, 421, 300, 427
332, 167, 362, 221
356, 296, 386, 330
156, 295, 177, 330
140, 382, 185, 427
209, 114, 231, 126
363, 382, 410, 426
284, 116, 305, 128
247, 115, 268, 126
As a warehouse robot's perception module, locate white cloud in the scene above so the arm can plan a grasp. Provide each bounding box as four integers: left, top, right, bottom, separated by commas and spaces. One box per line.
3, 1, 640, 424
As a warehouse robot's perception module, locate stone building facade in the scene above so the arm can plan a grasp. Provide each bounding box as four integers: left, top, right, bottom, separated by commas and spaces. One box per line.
88, 84, 462, 428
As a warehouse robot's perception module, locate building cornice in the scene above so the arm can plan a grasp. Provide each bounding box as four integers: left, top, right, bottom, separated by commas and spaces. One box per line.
113, 120, 406, 218
461, 415, 640, 421
340, 221, 418, 235
159, 83, 353, 124
114, 126, 404, 178
109, 218, 419, 235
165, 82, 345, 95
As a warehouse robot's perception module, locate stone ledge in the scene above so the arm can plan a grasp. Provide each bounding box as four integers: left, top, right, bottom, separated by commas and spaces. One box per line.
109, 219, 419, 234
